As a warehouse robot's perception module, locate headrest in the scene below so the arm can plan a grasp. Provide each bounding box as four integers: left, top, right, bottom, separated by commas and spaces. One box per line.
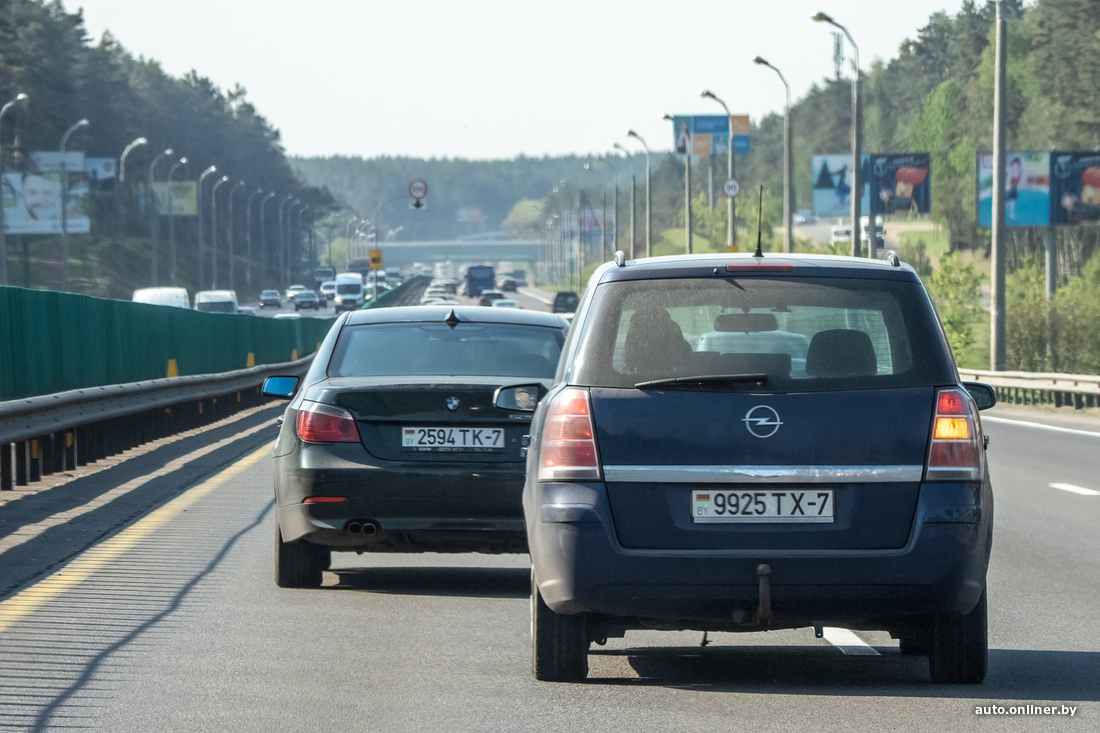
805, 329, 877, 378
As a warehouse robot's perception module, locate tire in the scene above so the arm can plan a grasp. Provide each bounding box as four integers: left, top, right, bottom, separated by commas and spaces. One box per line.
929, 589, 987, 683
531, 570, 588, 681
274, 519, 328, 589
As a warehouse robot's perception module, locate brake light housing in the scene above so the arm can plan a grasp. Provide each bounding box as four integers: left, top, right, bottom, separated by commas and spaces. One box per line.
537, 387, 601, 481
296, 402, 361, 444
924, 387, 982, 481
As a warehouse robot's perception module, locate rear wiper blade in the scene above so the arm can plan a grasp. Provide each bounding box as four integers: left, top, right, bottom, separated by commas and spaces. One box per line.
634, 373, 768, 390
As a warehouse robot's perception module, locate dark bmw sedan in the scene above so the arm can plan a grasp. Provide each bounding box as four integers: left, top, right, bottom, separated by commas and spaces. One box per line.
263, 306, 568, 589
524, 252, 996, 685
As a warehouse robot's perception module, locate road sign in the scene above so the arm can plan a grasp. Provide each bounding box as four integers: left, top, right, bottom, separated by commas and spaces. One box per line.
409, 199, 427, 211
723, 178, 741, 198
368, 249, 383, 270
408, 179, 428, 199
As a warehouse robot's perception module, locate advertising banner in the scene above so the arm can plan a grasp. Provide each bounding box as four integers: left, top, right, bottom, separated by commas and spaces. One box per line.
1050, 151, 1100, 225
870, 153, 931, 215
2, 151, 90, 234
151, 181, 197, 215
691, 116, 729, 156
812, 154, 869, 217
977, 151, 1050, 227
671, 116, 692, 155
85, 157, 116, 181
729, 115, 751, 154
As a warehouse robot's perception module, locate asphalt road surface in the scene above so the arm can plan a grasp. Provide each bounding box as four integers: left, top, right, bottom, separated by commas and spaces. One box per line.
0, 403, 1096, 730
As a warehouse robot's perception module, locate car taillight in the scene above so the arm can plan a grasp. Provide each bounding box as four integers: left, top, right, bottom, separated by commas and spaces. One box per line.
296, 402, 361, 443
924, 387, 982, 481
537, 387, 600, 481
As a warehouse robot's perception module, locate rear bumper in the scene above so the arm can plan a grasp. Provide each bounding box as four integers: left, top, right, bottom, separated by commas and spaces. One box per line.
526, 481, 992, 627
274, 442, 527, 551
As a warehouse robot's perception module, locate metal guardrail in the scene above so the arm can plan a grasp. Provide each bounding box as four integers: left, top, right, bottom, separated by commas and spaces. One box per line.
0, 356, 313, 492
960, 368, 1100, 410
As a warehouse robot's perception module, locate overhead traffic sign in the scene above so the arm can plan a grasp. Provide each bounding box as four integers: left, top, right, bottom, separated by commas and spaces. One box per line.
723, 178, 741, 198
408, 179, 428, 199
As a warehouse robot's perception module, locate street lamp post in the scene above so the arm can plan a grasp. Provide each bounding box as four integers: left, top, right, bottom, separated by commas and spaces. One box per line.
117, 136, 146, 238
59, 119, 90, 291
0, 93, 28, 286
227, 179, 246, 292
663, 114, 692, 254
210, 175, 228, 288
752, 57, 794, 253
167, 156, 187, 285
147, 148, 173, 286
344, 216, 358, 269
813, 11, 864, 257
626, 130, 651, 257
614, 142, 635, 259
277, 195, 293, 289
700, 90, 736, 251
583, 162, 608, 261
245, 187, 262, 291
196, 165, 217, 289
286, 200, 301, 287
296, 204, 310, 279
258, 191, 276, 287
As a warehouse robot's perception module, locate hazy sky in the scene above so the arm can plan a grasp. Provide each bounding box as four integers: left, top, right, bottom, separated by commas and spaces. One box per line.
66, 0, 967, 160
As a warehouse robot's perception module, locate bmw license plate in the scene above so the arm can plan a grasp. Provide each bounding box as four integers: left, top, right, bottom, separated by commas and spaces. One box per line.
691, 489, 834, 523
401, 427, 504, 452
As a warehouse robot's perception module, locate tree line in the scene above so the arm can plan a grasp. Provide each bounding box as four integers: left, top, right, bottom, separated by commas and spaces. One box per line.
0, 0, 333, 296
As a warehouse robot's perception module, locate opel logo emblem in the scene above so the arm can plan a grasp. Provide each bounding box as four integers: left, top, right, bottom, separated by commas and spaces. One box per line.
446, 397, 460, 411
743, 405, 782, 439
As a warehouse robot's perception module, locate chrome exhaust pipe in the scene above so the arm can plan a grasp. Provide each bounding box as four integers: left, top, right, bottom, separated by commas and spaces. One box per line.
346, 522, 362, 534
360, 522, 377, 536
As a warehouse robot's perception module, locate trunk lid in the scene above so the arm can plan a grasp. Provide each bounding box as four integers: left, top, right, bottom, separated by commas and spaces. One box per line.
591, 386, 934, 550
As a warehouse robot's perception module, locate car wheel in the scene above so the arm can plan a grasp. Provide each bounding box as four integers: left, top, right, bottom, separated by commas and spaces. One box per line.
274, 519, 328, 588
531, 570, 588, 682
929, 589, 987, 683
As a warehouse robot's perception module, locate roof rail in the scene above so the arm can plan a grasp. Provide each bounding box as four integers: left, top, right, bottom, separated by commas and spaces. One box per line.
885, 251, 900, 267
613, 250, 626, 267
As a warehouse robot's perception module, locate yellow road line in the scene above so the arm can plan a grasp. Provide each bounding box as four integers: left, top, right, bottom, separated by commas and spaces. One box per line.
0, 445, 270, 633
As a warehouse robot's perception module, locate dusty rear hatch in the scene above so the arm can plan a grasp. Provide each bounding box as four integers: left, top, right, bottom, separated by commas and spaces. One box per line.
567, 271, 955, 552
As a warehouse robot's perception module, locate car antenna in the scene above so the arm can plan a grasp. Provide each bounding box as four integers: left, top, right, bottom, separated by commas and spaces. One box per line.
753, 185, 764, 258
444, 309, 460, 329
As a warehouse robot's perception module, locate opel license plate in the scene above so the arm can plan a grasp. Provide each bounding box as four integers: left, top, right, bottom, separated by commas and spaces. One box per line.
692, 489, 834, 523
402, 427, 504, 452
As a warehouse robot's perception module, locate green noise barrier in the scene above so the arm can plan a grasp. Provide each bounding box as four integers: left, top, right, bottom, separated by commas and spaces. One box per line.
0, 286, 336, 401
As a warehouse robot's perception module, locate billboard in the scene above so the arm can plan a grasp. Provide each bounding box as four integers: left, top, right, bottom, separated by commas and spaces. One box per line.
85, 157, 116, 181
1, 152, 90, 235
870, 153, 931, 215
812, 154, 869, 217
1050, 151, 1100, 225
669, 115, 748, 156
977, 151, 1050, 227
151, 181, 197, 215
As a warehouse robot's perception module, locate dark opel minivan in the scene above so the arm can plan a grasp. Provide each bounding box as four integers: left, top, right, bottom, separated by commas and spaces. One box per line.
524, 253, 996, 684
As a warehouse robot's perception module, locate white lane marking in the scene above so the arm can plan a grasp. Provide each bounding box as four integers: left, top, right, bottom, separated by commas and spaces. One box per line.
822, 627, 880, 656
983, 416, 1100, 438
1051, 483, 1100, 496
517, 287, 555, 305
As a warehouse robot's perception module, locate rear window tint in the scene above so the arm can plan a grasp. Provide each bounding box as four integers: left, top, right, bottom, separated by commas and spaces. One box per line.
571, 276, 953, 391
330, 323, 564, 379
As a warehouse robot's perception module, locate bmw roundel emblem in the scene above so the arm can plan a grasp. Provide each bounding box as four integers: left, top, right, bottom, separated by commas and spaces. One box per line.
743, 405, 782, 439
446, 397, 460, 411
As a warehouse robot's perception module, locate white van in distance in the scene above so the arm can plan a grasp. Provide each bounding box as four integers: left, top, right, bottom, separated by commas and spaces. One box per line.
193, 290, 240, 313
132, 287, 190, 309
334, 273, 366, 313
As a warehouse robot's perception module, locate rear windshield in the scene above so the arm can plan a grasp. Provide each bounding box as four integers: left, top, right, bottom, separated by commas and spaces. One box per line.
571, 276, 953, 392
196, 301, 236, 313
337, 284, 361, 295
330, 323, 564, 379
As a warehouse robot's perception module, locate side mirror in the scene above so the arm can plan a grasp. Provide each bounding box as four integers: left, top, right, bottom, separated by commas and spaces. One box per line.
262, 376, 300, 399
494, 384, 545, 412
962, 381, 996, 411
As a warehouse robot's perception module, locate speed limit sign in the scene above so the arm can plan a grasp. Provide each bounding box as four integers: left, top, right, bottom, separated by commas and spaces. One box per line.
408, 178, 428, 200
722, 178, 741, 198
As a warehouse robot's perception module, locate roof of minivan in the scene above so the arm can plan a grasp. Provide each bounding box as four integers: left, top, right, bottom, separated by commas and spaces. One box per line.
194, 290, 237, 301
596, 252, 920, 284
